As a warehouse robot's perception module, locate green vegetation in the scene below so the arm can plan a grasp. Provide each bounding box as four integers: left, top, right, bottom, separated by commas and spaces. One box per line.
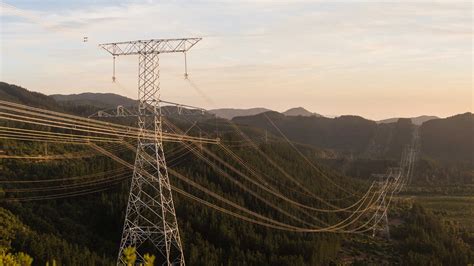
0, 82, 472, 265
0, 206, 112, 265
121, 247, 156, 266
0, 140, 351, 264
0, 206, 34, 266
416, 195, 474, 232
234, 111, 378, 154
391, 204, 473, 265
122, 247, 137, 265
0, 248, 33, 266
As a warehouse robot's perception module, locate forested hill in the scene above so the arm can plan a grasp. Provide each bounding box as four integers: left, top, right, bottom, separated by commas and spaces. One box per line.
232, 111, 416, 160
51, 92, 137, 108
0, 82, 61, 110
232, 111, 474, 164
5, 81, 468, 165
0, 83, 377, 265
1, 81, 472, 167
420, 112, 474, 163
377, 115, 438, 125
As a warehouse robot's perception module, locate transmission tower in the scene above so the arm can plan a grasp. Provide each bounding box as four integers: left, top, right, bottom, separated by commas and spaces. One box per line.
99, 38, 201, 265
371, 189, 390, 239
371, 170, 394, 239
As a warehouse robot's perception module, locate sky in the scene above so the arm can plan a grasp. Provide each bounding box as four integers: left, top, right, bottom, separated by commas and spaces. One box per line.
0, 0, 472, 120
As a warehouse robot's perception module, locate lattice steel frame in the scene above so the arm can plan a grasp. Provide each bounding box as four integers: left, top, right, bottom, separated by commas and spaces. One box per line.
371, 169, 397, 239
100, 38, 201, 265
371, 187, 390, 238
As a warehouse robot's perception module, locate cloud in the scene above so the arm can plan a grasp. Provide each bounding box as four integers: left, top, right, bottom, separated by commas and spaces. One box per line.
0, 0, 471, 119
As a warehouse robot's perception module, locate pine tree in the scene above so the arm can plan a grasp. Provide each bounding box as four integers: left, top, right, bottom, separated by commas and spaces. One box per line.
122, 247, 137, 266
143, 254, 155, 266
0, 248, 33, 266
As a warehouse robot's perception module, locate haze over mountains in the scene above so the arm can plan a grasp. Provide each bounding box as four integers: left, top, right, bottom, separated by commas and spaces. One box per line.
48, 90, 441, 125
1, 82, 472, 166
1, 82, 470, 164
45, 87, 474, 166
209, 106, 322, 119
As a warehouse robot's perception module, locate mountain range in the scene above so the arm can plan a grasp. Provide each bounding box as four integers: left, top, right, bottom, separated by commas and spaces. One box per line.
1, 82, 471, 165
208, 106, 322, 119
47, 91, 439, 124
2, 80, 471, 168
233, 110, 473, 164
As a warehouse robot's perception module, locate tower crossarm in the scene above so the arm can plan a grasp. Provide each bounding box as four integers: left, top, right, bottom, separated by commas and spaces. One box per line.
99, 38, 202, 56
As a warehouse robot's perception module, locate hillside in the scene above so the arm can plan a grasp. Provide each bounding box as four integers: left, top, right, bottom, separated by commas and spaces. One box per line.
232, 110, 473, 186
1, 81, 471, 166
283, 107, 322, 117
51, 92, 136, 108
209, 107, 272, 120
420, 113, 474, 163
0, 82, 61, 110
232, 111, 474, 167
234, 111, 382, 154
377, 115, 439, 125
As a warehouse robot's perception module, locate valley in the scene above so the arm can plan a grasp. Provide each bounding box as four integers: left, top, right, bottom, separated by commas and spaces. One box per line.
0, 82, 472, 265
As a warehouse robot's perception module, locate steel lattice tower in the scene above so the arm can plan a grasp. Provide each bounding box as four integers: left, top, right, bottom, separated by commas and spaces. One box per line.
99, 38, 201, 265
372, 188, 390, 238
371, 169, 395, 239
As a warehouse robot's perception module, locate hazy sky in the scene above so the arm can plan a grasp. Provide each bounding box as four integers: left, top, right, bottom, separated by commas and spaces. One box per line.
0, 0, 472, 120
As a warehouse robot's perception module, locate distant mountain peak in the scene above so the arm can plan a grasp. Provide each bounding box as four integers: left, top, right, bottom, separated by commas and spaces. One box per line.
283, 107, 322, 117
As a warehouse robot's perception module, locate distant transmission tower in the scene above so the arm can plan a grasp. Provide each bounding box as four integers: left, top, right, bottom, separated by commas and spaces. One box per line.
371, 170, 394, 239
372, 190, 390, 239
99, 38, 201, 265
